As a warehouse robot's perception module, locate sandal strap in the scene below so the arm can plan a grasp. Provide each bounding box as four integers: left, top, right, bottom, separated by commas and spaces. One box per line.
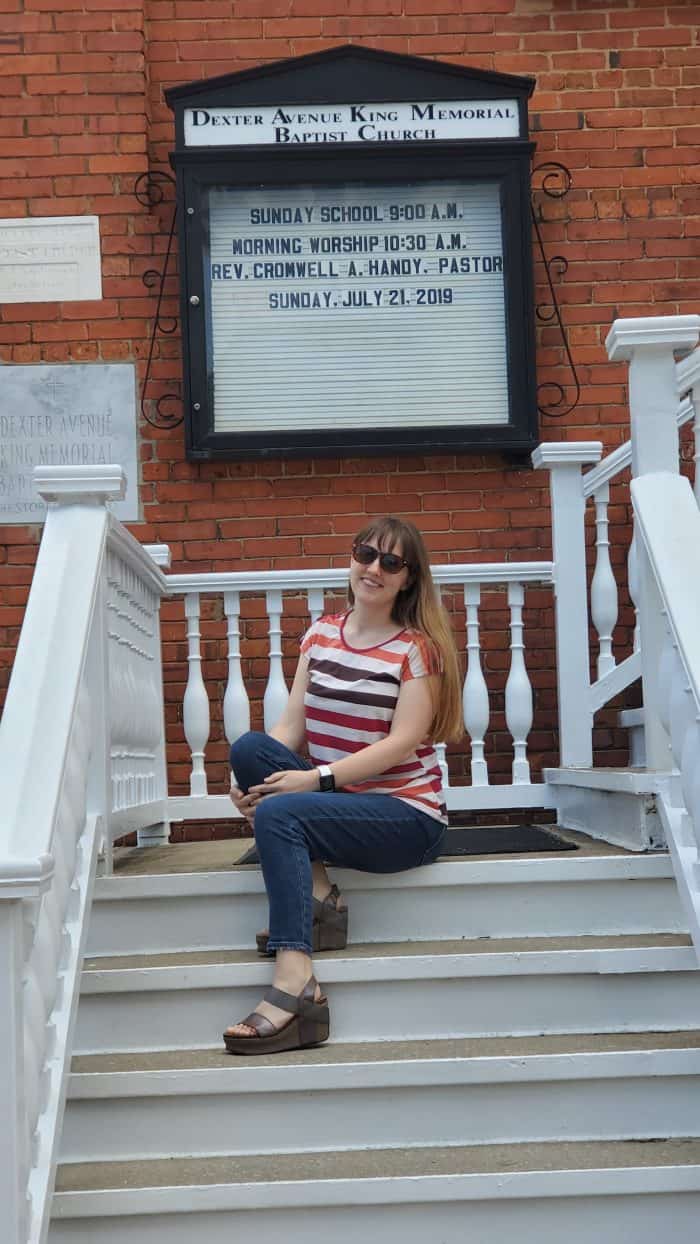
322, 884, 341, 909
263, 976, 327, 1023
239, 1010, 277, 1038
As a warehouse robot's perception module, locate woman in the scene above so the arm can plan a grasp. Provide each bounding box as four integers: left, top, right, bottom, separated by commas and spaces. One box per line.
224, 516, 463, 1055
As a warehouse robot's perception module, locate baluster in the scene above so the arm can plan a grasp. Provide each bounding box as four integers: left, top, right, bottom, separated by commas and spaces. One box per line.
591, 483, 618, 676
627, 527, 641, 653
463, 584, 489, 786
223, 591, 250, 745
183, 593, 210, 797
433, 584, 449, 788
264, 589, 289, 731
307, 587, 325, 624
505, 582, 533, 785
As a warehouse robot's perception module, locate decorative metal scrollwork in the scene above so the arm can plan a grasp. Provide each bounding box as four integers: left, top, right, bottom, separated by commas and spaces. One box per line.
134, 170, 184, 429
530, 161, 581, 420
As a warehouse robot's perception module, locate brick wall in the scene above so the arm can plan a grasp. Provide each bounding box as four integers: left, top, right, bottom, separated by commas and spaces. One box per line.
1, 0, 698, 815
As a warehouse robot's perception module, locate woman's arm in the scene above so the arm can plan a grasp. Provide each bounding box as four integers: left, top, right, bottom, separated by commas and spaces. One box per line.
251, 673, 439, 797
326, 673, 438, 788
268, 655, 309, 752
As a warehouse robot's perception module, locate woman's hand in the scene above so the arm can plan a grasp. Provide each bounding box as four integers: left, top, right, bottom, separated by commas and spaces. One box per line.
229, 781, 261, 825
249, 768, 319, 799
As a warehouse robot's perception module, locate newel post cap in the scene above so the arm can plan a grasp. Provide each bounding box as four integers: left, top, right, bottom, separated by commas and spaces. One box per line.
532, 442, 603, 470
606, 315, 700, 362
34, 465, 126, 505
143, 543, 172, 569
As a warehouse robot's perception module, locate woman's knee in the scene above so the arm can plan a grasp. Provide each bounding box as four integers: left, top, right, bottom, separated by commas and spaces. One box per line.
229, 730, 267, 777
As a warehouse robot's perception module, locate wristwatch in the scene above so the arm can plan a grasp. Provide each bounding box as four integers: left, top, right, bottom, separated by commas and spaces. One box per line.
317, 764, 336, 793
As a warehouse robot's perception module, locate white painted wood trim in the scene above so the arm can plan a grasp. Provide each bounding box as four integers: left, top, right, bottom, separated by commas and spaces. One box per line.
51, 1163, 700, 1218
27, 814, 101, 1244
606, 315, 700, 361
91, 852, 677, 902
582, 398, 695, 498
531, 443, 602, 468
167, 783, 558, 821
68, 1046, 700, 1101
544, 767, 669, 794
677, 346, 700, 395
79, 944, 698, 994
589, 651, 641, 714
34, 465, 125, 504
106, 517, 167, 597
162, 561, 555, 596
632, 474, 700, 710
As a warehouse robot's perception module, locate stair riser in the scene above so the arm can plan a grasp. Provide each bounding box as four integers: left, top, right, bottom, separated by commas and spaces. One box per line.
49, 1188, 700, 1244
86, 878, 685, 956
74, 968, 700, 1053
61, 1068, 700, 1162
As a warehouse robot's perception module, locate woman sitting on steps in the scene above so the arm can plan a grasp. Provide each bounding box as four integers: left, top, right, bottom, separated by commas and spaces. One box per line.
224, 515, 463, 1056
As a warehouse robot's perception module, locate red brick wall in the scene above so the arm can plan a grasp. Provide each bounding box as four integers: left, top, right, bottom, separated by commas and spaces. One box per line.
1, 0, 698, 809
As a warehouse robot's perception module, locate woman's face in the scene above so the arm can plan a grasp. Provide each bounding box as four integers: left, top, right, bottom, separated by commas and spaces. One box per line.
349, 534, 410, 613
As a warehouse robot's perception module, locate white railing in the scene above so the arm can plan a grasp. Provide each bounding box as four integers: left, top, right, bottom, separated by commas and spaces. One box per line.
0, 468, 168, 1244
632, 471, 700, 950
533, 320, 700, 770
159, 561, 557, 821
2, 315, 700, 1242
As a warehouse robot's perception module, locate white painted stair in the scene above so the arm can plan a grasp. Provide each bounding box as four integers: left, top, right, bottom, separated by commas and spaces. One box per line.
51, 844, 700, 1242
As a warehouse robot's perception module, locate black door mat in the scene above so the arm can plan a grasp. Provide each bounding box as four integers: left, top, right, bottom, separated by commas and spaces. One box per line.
235, 825, 576, 866
438, 825, 577, 856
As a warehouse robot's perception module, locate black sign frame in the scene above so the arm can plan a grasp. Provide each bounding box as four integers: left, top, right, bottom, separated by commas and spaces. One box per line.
167, 46, 538, 461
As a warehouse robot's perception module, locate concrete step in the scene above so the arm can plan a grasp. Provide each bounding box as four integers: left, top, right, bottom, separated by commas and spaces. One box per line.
61, 1030, 700, 1162
87, 854, 686, 957
50, 1138, 700, 1243
75, 933, 700, 1053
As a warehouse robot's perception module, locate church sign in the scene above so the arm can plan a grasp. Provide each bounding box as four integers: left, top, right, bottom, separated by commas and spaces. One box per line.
166, 47, 537, 461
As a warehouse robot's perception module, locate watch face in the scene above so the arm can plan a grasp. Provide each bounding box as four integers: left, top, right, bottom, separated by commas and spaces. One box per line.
319, 770, 334, 792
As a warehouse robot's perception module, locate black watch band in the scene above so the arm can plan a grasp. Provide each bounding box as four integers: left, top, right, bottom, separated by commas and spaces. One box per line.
317, 764, 335, 792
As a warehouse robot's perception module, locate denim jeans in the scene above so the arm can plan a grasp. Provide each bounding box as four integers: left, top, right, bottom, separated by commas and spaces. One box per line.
230, 731, 447, 955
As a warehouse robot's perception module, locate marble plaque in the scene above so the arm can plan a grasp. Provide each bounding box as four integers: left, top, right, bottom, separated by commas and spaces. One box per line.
0, 365, 139, 523
0, 216, 102, 303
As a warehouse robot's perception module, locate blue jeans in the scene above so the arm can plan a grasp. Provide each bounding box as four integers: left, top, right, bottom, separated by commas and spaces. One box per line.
230, 731, 446, 955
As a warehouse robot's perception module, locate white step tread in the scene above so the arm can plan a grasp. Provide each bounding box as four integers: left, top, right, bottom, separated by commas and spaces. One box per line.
97, 851, 675, 895
61, 1030, 700, 1164
81, 934, 695, 990
71, 1027, 700, 1076
53, 1139, 700, 1213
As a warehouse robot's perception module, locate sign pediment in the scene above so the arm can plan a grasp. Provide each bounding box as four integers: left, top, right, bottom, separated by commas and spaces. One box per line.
166, 45, 534, 147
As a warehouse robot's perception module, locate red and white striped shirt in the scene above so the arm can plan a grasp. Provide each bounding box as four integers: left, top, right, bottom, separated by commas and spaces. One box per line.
300, 611, 447, 824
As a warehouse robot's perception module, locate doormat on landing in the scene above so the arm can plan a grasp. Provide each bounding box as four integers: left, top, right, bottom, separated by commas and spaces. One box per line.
437, 825, 577, 856
235, 825, 576, 866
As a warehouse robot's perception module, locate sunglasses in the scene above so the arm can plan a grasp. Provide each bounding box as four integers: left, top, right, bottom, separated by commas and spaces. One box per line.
352, 542, 410, 575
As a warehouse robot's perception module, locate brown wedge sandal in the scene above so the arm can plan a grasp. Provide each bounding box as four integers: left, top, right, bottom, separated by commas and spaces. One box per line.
256, 885, 348, 957
223, 975, 330, 1056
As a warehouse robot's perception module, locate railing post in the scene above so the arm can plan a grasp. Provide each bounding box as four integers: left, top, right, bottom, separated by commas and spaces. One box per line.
607, 315, 700, 769
533, 442, 603, 768
0, 899, 27, 1244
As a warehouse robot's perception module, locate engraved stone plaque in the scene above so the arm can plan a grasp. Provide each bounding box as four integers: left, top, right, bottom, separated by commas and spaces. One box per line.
0, 365, 139, 523
0, 216, 102, 303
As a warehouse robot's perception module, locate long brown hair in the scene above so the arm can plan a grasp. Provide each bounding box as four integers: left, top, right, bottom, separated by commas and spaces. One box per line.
348, 516, 463, 743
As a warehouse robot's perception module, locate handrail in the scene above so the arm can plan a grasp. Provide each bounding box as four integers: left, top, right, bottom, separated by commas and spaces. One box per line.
0, 467, 169, 1244
677, 345, 700, 395
582, 396, 694, 498
631, 471, 700, 957
161, 560, 555, 595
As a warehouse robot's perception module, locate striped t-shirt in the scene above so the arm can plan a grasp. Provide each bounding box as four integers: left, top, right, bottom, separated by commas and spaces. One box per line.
300, 612, 447, 824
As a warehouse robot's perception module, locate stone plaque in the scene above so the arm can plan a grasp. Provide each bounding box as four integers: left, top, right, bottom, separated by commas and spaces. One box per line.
0, 216, 102, 303
0, 365, 139, 523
